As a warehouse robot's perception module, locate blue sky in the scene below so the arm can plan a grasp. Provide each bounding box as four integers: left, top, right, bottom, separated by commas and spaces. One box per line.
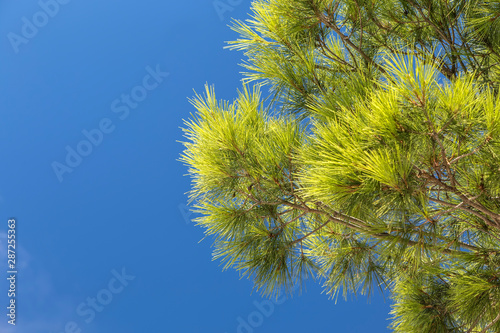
0, 1, 392, 332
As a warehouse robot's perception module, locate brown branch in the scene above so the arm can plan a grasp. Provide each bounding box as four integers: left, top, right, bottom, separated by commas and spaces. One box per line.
480, 309, 500, 333
429, 197, 497, 230
269, 211, 307, 232
318, 13, 386, 74
282, 200, 469, 255
291, 220, 330, 244
450, 137, 492, 164
418, 169, 500, 227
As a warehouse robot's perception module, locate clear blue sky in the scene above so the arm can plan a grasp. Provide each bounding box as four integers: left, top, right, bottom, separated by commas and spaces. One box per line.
0, 1, 392, 332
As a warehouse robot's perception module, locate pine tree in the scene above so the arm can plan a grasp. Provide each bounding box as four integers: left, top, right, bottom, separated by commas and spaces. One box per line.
180, 1, 500, 331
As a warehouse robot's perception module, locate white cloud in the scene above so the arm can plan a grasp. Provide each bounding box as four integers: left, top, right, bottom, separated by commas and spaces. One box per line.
0, 232, 83, 333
